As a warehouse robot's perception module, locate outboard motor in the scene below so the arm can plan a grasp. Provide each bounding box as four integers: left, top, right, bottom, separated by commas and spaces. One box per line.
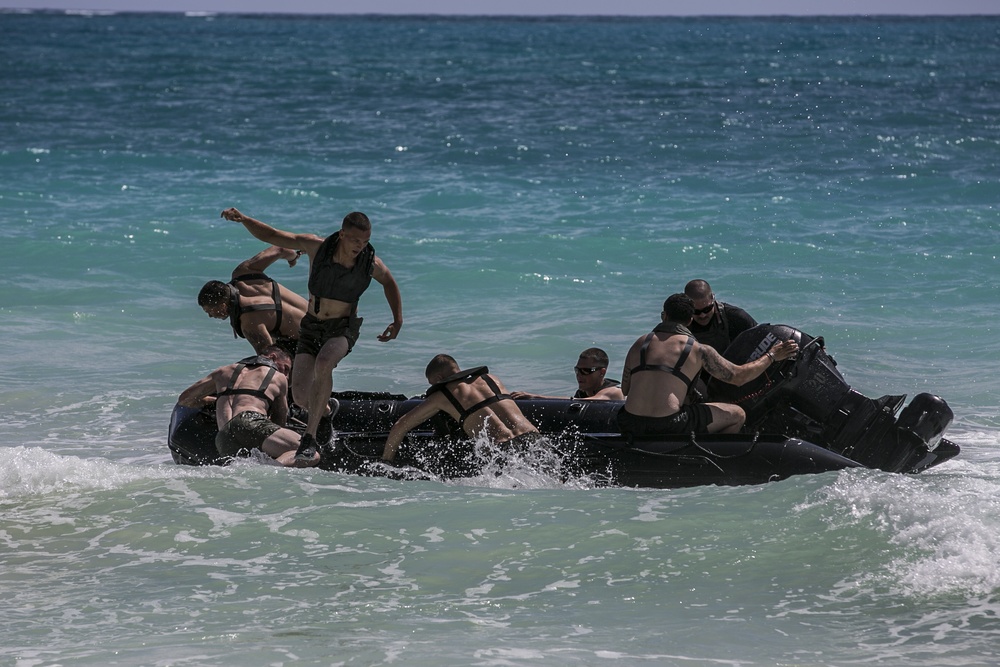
707, 324, 955, 473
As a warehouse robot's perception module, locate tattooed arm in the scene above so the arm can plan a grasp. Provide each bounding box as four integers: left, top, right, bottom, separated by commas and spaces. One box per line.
699, 339, 798, 386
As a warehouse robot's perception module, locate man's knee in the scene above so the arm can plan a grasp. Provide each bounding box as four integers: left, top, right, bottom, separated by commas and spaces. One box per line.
708, 403, 745, 432
262, 428, 299, 456
315, 338, 349, 370
725, 404, 746, 426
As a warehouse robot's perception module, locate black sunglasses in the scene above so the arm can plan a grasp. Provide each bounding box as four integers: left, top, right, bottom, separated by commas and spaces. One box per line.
574, 366, 603, 375
693, 302, 716, 315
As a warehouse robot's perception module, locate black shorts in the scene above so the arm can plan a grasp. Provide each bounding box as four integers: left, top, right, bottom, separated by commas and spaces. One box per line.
616, 404, 714, 436
296, 313, 362, 358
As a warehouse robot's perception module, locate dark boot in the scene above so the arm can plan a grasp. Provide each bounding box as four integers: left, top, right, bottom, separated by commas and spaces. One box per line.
316, 397, 340, 447
294, 433, 319, 462
316, 414, 333, 447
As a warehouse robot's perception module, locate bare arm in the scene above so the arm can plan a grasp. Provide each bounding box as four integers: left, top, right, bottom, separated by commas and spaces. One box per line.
590, 385, 625, 401
221, 208, 323, 254
381, 398, 443, 462
512, 385, 623, 401
510, 391, 563, 400
372, 257, 404, 342
270, 379, 289, 427
620, 355, 633, 396
243, 321, 274, 355
232, 245, 303, 279
700, 340, 798, 386
178, 375, 217, 408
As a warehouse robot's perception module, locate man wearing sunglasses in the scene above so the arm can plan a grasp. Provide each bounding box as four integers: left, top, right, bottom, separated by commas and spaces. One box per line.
618, 293, 798, 436
684, 279, 758, 355
511, 347, 625, 401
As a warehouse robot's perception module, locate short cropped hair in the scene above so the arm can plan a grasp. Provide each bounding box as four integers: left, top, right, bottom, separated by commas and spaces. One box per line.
261, 345, 292, 367
684, 279, 712, 301
663, 293, 695, 322
425, 354, 459, 382
198, 280, 229, 307
578, 347, 609, 367
342, 212, 371, 232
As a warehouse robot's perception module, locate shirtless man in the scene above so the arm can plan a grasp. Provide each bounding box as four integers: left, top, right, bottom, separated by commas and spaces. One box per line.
177, 346, 319, 467
221, 207, 403, 462
619, 293, 798, 436
381, 354, 541, 463
512, 347, 624, 401
198, 245, 309, 357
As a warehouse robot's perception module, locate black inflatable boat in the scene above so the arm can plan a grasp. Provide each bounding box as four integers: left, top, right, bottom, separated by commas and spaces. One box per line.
167, 324, 960, 488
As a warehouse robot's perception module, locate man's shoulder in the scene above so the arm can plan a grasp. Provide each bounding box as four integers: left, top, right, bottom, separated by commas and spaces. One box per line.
215, 361, 240, 376
689, 338, 712, 357
409, 391, 451, 419
721, 301, 752, 315
721, 302, 756, 325
271, 375, 289, 394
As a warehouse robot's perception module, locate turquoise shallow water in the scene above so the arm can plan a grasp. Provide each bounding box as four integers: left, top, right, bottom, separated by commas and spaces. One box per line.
2, 11, 1000, 665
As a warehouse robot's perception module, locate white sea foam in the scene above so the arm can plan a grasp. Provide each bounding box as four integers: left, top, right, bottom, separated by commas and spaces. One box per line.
810, 458, 1000, 598
0, 446, 171, 500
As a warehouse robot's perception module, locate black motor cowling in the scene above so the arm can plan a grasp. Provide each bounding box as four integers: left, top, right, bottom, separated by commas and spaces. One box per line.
707, 324, 847, 426
706, 324, 954, 473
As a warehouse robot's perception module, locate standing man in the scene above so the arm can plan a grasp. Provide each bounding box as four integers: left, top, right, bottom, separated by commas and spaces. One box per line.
198, 245, 309, 357
619, 294, 797, 436
511, 347, 624, 401
221, 207, 403, 462
381, 354, 541, 464
684, 279, 758, 355
177, 346, 319, 467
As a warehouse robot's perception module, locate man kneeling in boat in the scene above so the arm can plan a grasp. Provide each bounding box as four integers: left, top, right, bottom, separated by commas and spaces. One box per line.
381, 354, 542, 463
619, 294, 798, 436
177, 346, 320, 467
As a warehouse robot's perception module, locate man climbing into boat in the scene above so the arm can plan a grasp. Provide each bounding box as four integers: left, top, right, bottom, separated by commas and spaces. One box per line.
381, 354, 542, 464
683, 279, 758, 355
221, 207, 403, 463
198, 245, 309, 358
511, 347, 624, 401
176, 346, 319, 467
619, 293, 798, 436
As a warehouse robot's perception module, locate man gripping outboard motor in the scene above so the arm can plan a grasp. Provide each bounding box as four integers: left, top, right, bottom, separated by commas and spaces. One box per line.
706, 324, 959, 474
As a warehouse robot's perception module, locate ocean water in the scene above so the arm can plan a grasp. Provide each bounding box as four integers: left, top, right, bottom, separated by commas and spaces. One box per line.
2, 10, 1000, 665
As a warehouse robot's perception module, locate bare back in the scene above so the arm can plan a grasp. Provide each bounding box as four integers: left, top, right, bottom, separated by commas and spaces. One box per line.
622, 333, 703, 418
234, 276, 308, 340
441, 374, 537, 443
210, 362, 289, 428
